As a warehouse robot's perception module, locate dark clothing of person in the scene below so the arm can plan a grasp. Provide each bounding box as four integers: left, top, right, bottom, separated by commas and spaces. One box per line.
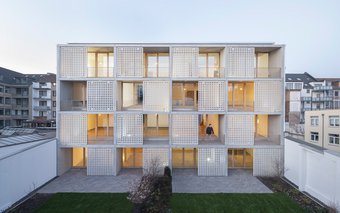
206, 127, 214, 135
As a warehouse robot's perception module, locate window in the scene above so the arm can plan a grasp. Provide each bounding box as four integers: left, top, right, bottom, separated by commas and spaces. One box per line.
53, 111, 56, 118
329, 116, 339, 127
39, 111, 44, 116
39, 82, 47, 87
310, 116, 319, 126
145, 53, 169, 77
39, 101, 47, 106
52, 91, 56, 97
329, 134, 339, 145
335, 91, 339, 97
53, 101, 56, 107
306, 89, 310, 93
39, 91, 47, 97
310, 132, 319, 142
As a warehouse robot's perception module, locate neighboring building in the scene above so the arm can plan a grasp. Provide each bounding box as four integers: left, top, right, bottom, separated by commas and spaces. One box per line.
0, 67, 31, 128
26, 73, 56, 127
285, 73, 340, 131
304, 109, 340, 153
57, 42, 285, 177
0, 131, 56, 211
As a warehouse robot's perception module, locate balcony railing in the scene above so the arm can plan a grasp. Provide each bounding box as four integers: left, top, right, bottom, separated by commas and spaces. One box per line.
87, 67, 114, 78
301, 97, 312, 101
312, 96, 333, 102
33, 95, 49, 99
198, 66, 224, 78
34, 106, 51, 111
313, 86, 333, 91
60, 100, 87, 111
255, 67, 281, 78
144, 67, 170, 78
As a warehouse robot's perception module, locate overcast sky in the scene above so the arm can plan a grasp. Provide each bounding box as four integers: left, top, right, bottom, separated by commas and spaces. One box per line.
0, 0, 339, 77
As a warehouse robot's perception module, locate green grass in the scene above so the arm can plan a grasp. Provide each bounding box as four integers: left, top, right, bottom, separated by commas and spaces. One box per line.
34, 193, 305, 213
171, 193, 305, 213
34, 193, 132, 213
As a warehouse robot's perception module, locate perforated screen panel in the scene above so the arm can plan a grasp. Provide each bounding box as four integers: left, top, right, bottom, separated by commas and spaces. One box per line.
116, 114, 143, 144
116, 47, 143, 77
226, 115, 254, 145
60, 113, 87, 146
225, 47, 255, 78
59, 46, 87, 78
198, 148, 227, 176
171, 114, 198, 145
143, 81, 170, 112
87, 147, 115, 175
87, 81, 115, 111
198, 81, 225, 111
255, 80, 282, 112
172, 47, 198, 77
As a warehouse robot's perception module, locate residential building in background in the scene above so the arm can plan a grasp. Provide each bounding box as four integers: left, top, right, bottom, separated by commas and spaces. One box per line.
0, 67, 31, 128
26, 73, 56, 127
57, 42, 285, 177
285, 72, 340, 133
304, 109, 340, 152
0, 67, 57, 129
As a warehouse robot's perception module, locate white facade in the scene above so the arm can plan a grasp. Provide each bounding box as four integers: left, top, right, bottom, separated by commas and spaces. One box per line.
0, 138, 57, 212
57, 43, 285, 177
285, 137, 340, 207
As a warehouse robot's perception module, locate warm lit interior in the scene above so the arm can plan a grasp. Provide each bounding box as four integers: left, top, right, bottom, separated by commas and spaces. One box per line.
72, 148, 87, 167
143, 114, 169, 138
228, 148, 253, 168
144, 53, 169, 77
255, 115, 281, 144
121, 148, 143, 168
87, 47, 114, 77
199, 50, 221, 78
120, 82, 143, 110
228, 82, 254, 111
172, 148, 197, 168
88, 114, 114, 145
172, 82, 198, 111
199, 114, 225, 143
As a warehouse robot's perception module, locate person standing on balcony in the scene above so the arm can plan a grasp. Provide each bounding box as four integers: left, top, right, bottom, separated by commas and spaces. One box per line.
206, 124, 214, 139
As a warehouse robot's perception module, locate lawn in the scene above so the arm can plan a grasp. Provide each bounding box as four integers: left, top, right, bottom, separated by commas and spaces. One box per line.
33, 193, 305, 213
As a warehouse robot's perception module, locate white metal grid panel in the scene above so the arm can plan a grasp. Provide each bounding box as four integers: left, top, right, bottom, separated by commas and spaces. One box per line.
172, 47, 198, 77
116, 47, 143, 77
60, 113, 87, 146
87, 81, 115, 111
59, 46, 87, 78
143, 81, 170, 112
225, 47, 255, 78
116, 114, 143, 144
253, 148, 283, 176
171, 114, 198, 145
143, 148, 169, 174
226, 115, 254, 145
198, 81, 225, 111
198, 148, 227, 176
87, 147, 115, 175
255, 81, 282, 112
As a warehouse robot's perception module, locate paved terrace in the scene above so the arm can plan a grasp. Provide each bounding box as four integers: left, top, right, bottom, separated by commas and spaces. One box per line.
39, 169, 271, 193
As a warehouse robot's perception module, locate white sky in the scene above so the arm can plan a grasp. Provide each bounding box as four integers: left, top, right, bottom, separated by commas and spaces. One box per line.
0, 0, 339, 77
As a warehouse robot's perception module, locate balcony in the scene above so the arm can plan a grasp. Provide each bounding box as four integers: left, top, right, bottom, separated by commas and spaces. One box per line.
301, 97, 312, 101
12, 114, 29, 119
87, 114, 114, 145
12, 104, 29, 109
172, 82, 198, 111
33, 84, 51, 90
198, 114, 225, 146
60, 81, 87, 111
34, 106, 51, 111
33, 96, 50, 100
255, 67, 281, 78
144, 49, 170, 78
13, 92, 29, 97
143, 114, 169, 145
312, 96, 333, 102
313, 86, 333, 91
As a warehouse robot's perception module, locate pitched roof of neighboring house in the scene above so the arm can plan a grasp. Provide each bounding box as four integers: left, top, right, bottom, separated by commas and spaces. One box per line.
285, 72, 318, 89
26, 73, 56, 83
0, 67, 31, 85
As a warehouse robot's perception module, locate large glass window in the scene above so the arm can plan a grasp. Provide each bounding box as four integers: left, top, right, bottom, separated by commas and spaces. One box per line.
172, 148, 197, 168
121, 148, 143, 168
87, 50, 114, 77
145, 53, 169, 77
228, 149, 253, 168
72, 148, 87, 168
228, 82, 254, 112
199, 53, 220, 77
172, 82, 198, 111
87, 114, 114, 145
143, 114, 169, 138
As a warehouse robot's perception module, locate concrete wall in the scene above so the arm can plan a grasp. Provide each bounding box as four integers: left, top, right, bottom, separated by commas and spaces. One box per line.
0, 139, 57, 212
285, 137, 340, 207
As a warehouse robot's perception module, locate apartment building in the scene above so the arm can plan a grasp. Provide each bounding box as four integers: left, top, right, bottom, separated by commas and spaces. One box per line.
304, 109, 340, 152
57, 43, 285, 177
27, 74, 56, 127
286, 73, 340, 128
0, 67, 31, 128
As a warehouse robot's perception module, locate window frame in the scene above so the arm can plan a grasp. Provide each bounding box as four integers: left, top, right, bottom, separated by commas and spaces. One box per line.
329, 134, 340, 145
310, 116, 319, 126
310, 131, 319, 142
329, 116, 339, 127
